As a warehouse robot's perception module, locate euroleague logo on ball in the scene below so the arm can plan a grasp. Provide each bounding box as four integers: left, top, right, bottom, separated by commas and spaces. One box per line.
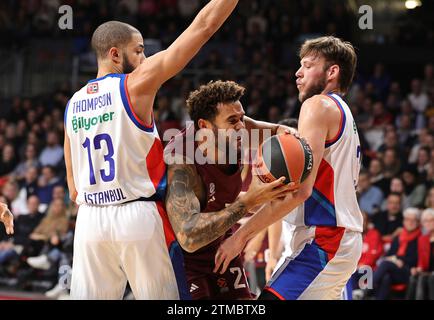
302, 139, 314, 172
255, 134, 313, 185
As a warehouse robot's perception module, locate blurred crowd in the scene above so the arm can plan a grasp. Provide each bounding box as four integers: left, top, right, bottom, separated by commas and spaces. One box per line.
1, 0, 433, 47
0, 0, 434, 300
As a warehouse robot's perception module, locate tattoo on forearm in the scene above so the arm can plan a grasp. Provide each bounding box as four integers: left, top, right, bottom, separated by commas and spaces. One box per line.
166, 164, 247, 252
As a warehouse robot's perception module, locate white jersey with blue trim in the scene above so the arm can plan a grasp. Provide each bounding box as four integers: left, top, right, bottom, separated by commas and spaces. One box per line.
64, 73, 166, 206
284, 93, 363, 232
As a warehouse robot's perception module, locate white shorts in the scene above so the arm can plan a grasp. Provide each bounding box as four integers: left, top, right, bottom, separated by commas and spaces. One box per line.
264, 225, 362, 300
70, 201, 183, 300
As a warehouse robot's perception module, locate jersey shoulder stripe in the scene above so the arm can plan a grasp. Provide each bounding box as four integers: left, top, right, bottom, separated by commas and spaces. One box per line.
325, 94, 346, 148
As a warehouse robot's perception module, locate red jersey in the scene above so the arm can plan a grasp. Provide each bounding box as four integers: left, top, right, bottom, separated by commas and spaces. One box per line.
165, 125, 252, 300
358, 228, 384, 270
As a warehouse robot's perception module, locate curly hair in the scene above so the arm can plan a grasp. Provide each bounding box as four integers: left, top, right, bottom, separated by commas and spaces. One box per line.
186, 80, 245, 129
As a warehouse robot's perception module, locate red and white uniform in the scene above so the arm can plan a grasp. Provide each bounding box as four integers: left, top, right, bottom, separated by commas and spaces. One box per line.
65, 73, 188, 300
264, 93, 363, 300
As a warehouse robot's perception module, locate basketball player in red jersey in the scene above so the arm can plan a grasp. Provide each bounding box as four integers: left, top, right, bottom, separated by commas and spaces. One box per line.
164, 81, 295, 299
0, 202, 14, 235
215, 37, 363, 300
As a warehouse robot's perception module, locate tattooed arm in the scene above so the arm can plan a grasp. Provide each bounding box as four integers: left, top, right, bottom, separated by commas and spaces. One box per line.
166, 163, 248, 253
166, 162, 290, 253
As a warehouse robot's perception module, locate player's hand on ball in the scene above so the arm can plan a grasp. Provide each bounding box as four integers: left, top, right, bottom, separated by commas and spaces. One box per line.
280, 126, 301, 139
0, 203, 14, 235
214, 234, 244, 274
241, 175, 293, 210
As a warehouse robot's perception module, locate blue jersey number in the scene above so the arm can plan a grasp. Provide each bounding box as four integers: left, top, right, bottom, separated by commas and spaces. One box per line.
83, 134, 115, 185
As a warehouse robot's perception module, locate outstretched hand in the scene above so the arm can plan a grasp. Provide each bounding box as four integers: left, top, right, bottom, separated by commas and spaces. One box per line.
214, 233, 245, 274
0, 203, 14, 235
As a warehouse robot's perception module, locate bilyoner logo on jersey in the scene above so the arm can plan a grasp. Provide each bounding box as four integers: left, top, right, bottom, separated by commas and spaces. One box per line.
87, 83, 99, 94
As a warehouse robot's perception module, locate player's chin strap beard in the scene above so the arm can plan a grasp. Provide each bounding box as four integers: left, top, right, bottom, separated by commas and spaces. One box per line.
303, 76, 327, 102
122, 53, 135, 74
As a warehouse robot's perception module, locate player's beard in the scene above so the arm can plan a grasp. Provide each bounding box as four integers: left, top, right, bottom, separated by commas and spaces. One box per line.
299, 72, 327, 103
122, 54, 136, 74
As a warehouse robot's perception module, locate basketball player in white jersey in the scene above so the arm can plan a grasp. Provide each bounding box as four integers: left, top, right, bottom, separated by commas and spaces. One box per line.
64, 0, 239, 300
0, 202, 14, 235
214, 36, 363, 300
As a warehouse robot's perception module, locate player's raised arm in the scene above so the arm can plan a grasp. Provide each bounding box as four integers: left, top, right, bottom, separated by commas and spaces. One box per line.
165, 161, 290, 253
129, 0, 238, 92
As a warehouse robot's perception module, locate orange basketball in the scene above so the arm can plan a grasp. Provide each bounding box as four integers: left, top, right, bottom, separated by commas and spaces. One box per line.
253, 134, 313, 187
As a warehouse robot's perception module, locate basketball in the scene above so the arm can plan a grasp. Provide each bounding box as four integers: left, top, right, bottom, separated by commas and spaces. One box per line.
254, 134, 314, 187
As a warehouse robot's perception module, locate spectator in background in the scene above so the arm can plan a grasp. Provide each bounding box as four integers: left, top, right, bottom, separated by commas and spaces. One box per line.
378, 130, 405, 163
2, 181, 27, 217
408, 128, 433, 164
36, 165, 63, 210
422, 64, 434, 92
406, 208, 434, 300
408, 79, 430, 130
426, 149, 434, 184
396, 99, 415, 128
425, 187, 434, 209
38, 131, 63, 168
0, 195, 44, 267
44, 200, 77, 299
12, 143, 40, 182
373, 208, 421, 300
25, 131, 42, 154
369, 158, 390, 195
358, 170, 384, 216
396, 114, 415, 148
51, 185, 66, 202
389, 177, 407, 206
0, 143, 16, 177
382, 148, 401, 179
155, 95, 180, 135
4, 124, 20, 150
402, 166, 427, 209
23, 198, 69, 259
355, 96, 374, 132
26, 197, 71, 270
373, 192, 403, 243
416, 146, 430, 179
352, 212, 384, 299
360, 211, 385, 269
372, 101, 393, 130
17, 166, 39, 201
370, 63, 391, 100
267, 106, 281, 124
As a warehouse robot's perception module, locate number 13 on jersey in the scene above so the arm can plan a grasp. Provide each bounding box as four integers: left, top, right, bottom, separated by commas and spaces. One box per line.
82, 133, 115, 185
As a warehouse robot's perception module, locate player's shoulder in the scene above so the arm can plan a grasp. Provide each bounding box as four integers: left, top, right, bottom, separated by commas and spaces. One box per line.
302, 94, 337, 109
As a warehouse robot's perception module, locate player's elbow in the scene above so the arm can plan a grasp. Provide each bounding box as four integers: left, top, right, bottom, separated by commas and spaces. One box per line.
298, 187, 312, 202
69, 190, 77, 203
174, 227, 200, 253
178, 236, 200, 253
180, 243, 198, 254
